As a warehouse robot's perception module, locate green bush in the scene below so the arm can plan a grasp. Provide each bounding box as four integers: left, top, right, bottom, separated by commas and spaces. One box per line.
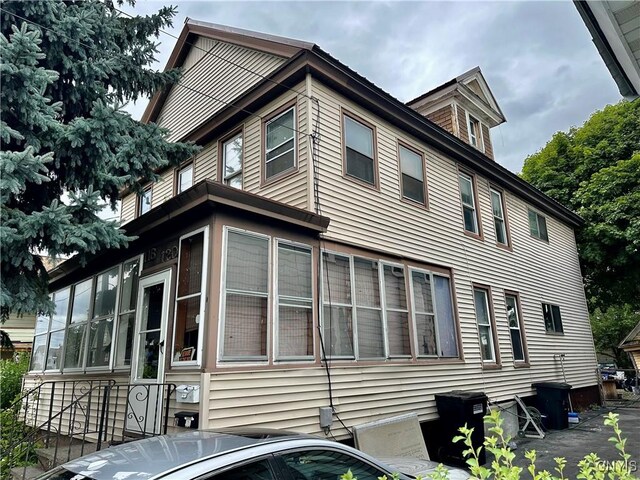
0, 353, 29, 409
341, 411, 635, 480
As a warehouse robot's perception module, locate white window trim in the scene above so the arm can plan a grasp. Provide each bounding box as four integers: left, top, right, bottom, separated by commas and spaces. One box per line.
139, 187, 152, 216
177, 163, 194, 194
380, 261, 411, 359
113, 255, 143, 371
222, 132, 243, 187
505, 294, 526, 362
265, 107, 296, 179
465, 112, 485, 153
85, 265, 122, 372
490, 188, 508, 246
473, 287, 496, 363
459, 172, 479, 234
273, 238, 315, 362
218, 226, 272, 364
62, 278, 95, 373
171, 226, 209, 368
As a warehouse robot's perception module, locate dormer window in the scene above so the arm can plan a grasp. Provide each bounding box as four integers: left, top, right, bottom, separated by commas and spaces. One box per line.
467, 115, 480, 149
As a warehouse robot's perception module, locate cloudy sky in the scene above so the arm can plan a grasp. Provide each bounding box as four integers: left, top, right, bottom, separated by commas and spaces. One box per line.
124, 0, 622, 173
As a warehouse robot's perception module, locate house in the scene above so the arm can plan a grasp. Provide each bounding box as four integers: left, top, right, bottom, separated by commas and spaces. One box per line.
22, 20, 599, 446
574, 0, 640, 100
620, 321, 640, 372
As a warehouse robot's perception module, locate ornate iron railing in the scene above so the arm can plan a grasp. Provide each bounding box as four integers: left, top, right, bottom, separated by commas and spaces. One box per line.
1, 380, 177, 480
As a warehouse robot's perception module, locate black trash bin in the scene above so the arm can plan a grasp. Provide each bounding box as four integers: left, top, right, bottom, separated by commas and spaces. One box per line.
434, 391, 488, 467
531, 382, 572, 430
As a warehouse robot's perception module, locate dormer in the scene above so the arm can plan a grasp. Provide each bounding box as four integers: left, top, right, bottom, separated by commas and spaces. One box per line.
406, 67, 506, 160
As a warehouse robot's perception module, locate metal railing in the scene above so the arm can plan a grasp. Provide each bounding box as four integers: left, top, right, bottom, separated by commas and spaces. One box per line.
1, 380, 177, 480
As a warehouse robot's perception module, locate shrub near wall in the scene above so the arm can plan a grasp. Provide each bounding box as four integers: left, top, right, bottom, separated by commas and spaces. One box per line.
0, 353, 28, 409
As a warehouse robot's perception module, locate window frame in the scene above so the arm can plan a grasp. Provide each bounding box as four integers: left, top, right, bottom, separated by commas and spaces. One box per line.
458, 169, 483, 239
397, 140, 429, 208
472, 284, 501, 367
341, 108, 379, 190
504, 290, 529, 366
274, 239, 315, 362
466, 113, 484, 152
528, 208, 549, 242
171, 226, 209, 368
85, 265, 121, 371
175, 162, 195, 195
262, 102, 297, 185
218, 226, 272, 363
219, 128, 244, 189
137, 186, 152, 217
113, 255, 142, 371
489, 186, 511, 249
62, 278, 94, 373
542, 302, 564, 334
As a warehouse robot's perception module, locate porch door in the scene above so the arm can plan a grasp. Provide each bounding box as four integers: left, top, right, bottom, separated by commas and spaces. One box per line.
127, 269, 171, 435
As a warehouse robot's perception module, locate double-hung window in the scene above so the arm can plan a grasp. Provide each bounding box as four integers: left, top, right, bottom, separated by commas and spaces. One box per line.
459, 172, 479, 235
528, 209, 548, 241
87, 267, 119, 368
31, 288, 71, 372
542, 303, 563, 333
344, 113, 376, 186
64, 279, 93, 369
505, 293, 527, 363
399, 144, 426, 205
114, 258, 140, 368
490, 188, 508, 246
222, 133, 243, 188
473, 286, 498, 363
265, 107, 295, 180
411, 270, 458, 358
173, 228, 208, 365
276, 242, 313, 359
139, 188, 152, 216
221, 229, 270, 360
468, 115, 480, 149
177, 164, 194, 193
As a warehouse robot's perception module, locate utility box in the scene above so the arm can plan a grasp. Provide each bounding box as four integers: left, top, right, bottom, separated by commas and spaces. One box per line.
174, 411, 199, 429
532, 382, 572, 430
176, 384, 200, 404
434, 391, 487, 467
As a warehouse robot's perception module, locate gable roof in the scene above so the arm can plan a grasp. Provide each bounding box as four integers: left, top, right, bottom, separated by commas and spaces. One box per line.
139, 21, 582, 228
620, 320, 640, 349
406, 66, 506, 125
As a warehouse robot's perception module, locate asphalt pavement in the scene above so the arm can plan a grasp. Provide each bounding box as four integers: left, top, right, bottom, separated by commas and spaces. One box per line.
504, 404, 640, 478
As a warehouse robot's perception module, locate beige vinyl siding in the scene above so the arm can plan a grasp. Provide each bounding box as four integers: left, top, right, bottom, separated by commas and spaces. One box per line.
152, 169, 175, 208
121, 193, 136, 224
308, 79, 595, 393
156, 36, 287, 142
194, 141, 217, 183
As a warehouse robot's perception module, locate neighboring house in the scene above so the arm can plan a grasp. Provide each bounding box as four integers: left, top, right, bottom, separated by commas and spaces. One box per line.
1, 313, 36, 358
574, 0, 640, 99
620, 321, 640, 371
23, 21, 598, 442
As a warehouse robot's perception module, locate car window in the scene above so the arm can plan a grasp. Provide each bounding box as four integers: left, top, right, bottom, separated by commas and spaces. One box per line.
281, 449, 386, 480
203, 458, 275, 480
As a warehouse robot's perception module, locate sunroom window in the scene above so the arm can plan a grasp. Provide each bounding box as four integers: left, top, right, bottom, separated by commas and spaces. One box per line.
115, 258, 140, 368
87, 267, 119, 368
173, 229, 207, 364
221, 230, 270, 360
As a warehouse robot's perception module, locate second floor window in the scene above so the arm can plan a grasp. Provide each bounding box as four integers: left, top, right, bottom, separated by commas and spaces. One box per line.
542, 303, 563, 333
177, 164, 193, 193
528, 209, 549, 241
344, 114, 375, 186
459, 172, 479, 235
139, 188, 152, 216
265, 107, 295, 180
490, 188, 508, 246
399, 144, 426, 205
223, 133, 243, 188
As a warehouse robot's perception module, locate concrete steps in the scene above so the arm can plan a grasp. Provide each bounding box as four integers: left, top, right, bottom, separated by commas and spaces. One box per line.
10, 466, 45, 480
35, 442, 99, 471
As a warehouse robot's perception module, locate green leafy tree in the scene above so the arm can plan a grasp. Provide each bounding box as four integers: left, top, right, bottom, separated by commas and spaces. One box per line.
0, 1, 198, 319
590, 305, 639, 369
521, 100, 640, 311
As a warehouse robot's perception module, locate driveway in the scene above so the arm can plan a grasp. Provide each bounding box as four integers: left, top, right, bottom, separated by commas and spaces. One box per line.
506, 406, 640, 478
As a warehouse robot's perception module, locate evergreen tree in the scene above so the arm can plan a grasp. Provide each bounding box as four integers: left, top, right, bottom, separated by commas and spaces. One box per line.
0, 1, 198, 319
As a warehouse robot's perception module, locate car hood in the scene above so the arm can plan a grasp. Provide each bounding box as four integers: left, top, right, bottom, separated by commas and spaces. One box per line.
380, 457, 470, 480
